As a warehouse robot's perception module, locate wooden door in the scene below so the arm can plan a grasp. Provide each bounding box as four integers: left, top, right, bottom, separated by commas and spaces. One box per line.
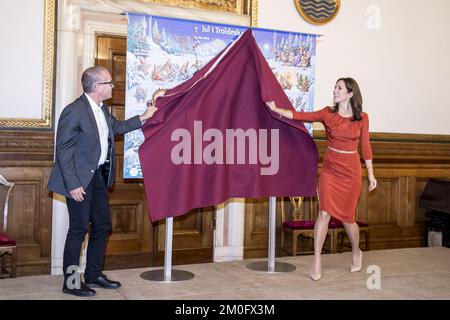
95, 35, 214, 269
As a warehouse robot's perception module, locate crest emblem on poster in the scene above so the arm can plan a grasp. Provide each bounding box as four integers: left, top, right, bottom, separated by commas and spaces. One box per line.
294, 0, 340, 25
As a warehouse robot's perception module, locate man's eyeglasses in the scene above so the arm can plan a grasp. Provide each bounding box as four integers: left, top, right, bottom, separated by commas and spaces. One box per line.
98, 80, 114, 86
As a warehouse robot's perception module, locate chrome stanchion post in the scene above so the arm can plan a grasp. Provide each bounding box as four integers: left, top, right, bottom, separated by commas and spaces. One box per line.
268, 196, 276, 272
164, 217, 173, 281
247, 197, 296, 273
140, 217, 195, 281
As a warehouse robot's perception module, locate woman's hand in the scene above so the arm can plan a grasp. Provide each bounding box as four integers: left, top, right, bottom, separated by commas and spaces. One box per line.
266, 101, 277, 111
265, 101, 293, 119
368, 173, 377, 191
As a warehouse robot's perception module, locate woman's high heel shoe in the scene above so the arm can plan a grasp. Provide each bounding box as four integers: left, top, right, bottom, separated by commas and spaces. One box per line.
350, 249, 363, 273
310, 273, 322, 281
310, 260, 321, 281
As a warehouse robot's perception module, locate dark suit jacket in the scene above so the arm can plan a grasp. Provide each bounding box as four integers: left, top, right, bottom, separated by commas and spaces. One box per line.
48, 94, 142, 197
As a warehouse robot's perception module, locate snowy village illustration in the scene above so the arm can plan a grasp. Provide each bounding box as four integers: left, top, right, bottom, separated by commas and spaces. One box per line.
124, 13, 317, 179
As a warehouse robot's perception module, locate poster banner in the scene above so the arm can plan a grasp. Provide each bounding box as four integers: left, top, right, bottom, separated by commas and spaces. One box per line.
124, 13, 317, 179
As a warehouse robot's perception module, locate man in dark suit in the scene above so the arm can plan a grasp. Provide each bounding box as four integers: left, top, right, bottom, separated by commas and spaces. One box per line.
48, 66, 157, 297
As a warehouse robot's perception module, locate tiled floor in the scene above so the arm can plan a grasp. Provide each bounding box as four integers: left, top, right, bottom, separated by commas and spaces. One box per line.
0, 247, 449, 300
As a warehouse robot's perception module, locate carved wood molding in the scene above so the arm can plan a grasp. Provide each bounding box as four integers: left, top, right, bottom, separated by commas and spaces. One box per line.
140, 0, 254, 14
0, 140, 53, 150
0, 131, 53, 150
314, 130, 450, 143
0, 131, 54, 164
313, 130, 450, 164
250, 0, 258, 26
0, 128, 448, 166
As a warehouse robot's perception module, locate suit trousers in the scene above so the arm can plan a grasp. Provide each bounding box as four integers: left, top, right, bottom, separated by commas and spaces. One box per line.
63, 167, 112, 281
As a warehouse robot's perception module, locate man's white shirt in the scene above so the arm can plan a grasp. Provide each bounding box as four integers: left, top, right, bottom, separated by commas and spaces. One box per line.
85, 93, 109, 165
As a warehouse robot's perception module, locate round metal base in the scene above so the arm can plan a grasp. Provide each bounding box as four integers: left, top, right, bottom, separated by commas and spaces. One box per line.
140, 269, 195, 282
246, 261, 296, 273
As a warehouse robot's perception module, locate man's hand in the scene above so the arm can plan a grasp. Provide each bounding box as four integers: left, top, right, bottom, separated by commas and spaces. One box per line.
70, 186, 86, 202
139, 106, 158, 122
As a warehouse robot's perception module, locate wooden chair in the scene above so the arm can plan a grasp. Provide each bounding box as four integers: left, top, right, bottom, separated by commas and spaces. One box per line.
0, 174, 17, 278
280, 196, 343, 256
335, 220, 370, 252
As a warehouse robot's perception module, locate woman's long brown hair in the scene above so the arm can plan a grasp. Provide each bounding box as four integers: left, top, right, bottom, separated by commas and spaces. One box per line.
331, 77, 363, 121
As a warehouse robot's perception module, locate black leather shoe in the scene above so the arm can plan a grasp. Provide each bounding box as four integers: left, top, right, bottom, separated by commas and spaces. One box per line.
62, 282, 96, 297
85, 274, 121, 289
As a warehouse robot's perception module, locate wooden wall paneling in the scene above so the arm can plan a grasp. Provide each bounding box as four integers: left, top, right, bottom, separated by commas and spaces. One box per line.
244, 198, 268, 258
415, 178, 430, 224
244, 198, 285, 259
244, 133, 450, 257
0, 131, 54, 275
154, 206, 215, 266
96, 35, 127, 108
367, 177, 399, 225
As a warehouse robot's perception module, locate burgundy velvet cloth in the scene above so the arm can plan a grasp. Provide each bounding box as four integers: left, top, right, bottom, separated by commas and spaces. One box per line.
329, 218, 344, 228
283, 220, 315, 230
0, 233, 16, 246
356, 221, 369, 227
283, 218, 344, 230
139, 29, 318, 221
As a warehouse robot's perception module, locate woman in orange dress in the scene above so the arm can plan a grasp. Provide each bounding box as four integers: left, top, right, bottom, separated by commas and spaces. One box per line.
266, 77, 377, 281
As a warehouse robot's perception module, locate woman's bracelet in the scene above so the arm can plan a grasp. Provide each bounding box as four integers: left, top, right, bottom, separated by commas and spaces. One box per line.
366, 166, 373, 170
